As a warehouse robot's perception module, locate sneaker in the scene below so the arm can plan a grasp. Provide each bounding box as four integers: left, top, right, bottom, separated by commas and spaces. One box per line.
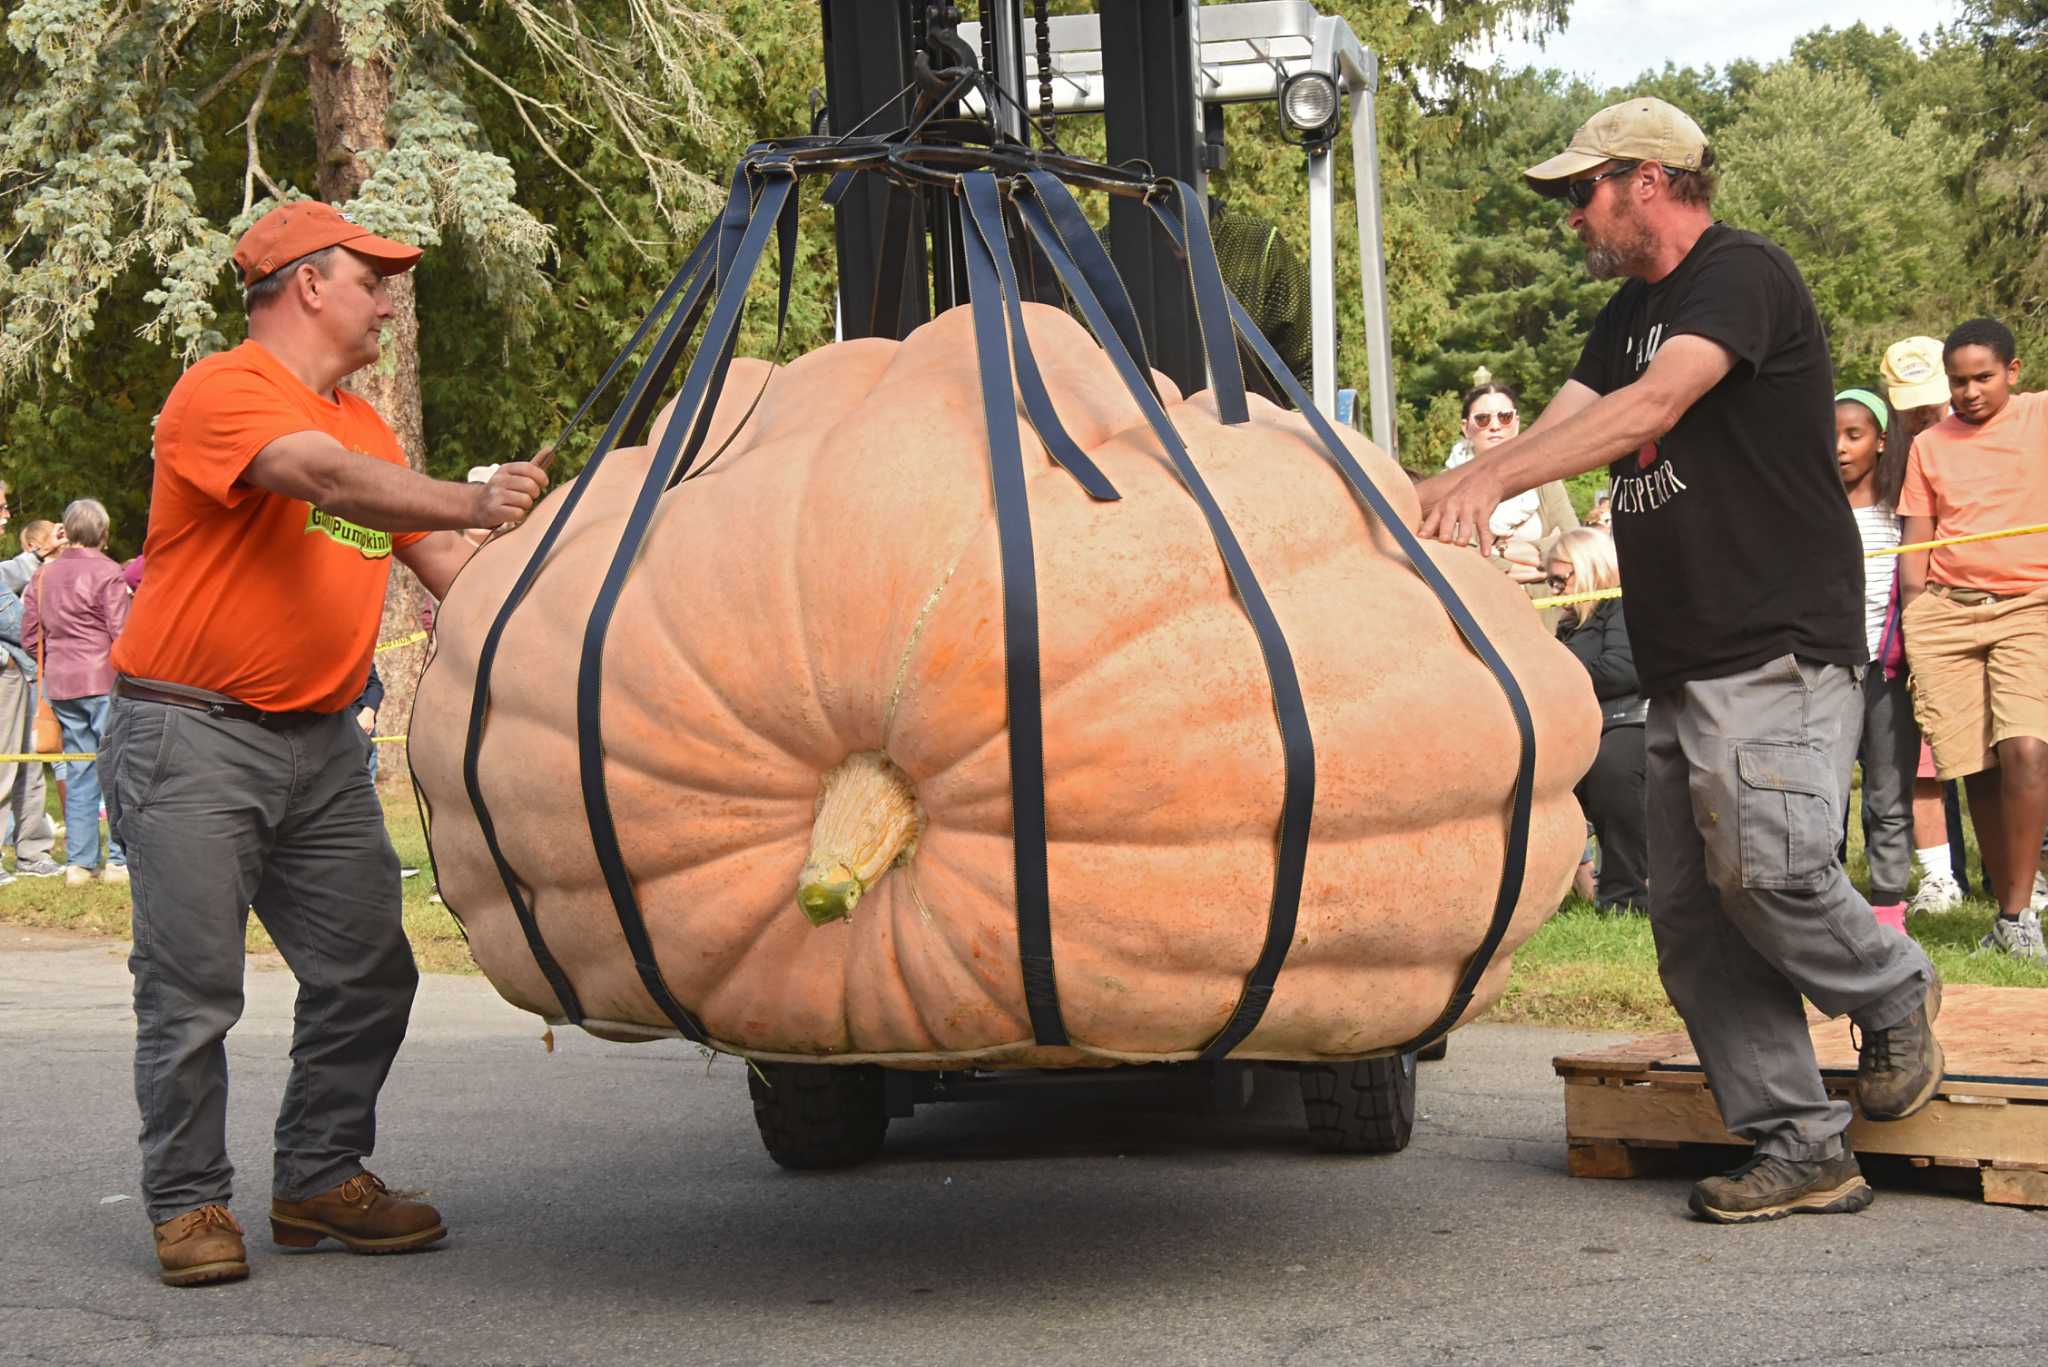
15, 857, 62, 878
1908, 869, 1964, 916
1857, 976, 1944, 1121
63, 865, 93, 888
2031, 870, 2048, 913
0, 870, 15, 888
1979, 909, 2048, 962
271, 1171, 445, 1254
153, 1203, 249, 1287
1689, 1148, 1873, 1224
100, 863, 129, 886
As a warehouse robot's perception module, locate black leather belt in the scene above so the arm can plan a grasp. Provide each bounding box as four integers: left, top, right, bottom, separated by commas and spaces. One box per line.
115, 680, 328, 728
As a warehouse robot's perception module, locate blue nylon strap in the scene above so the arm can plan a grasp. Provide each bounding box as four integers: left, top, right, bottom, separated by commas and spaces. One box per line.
1149, 197, 1540, 1058
958, 173, 1068, 1047
1020, 171, 1153, 398
959, 176, 1119, 502
667, 166, 801, 489
1012, 186, 1316, 1062
573, 164, 799, 1044
1168, 181, 1249, 426
456, 224, 722, 1026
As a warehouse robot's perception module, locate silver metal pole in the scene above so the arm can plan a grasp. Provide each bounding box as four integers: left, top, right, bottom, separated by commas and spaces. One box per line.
1307, 144, 1336, 417
1348, 55, 1396, 457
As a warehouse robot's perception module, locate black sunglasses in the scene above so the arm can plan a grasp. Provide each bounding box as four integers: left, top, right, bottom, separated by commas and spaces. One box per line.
1546, 573, 1572, 591
1563, 163, 1638, 210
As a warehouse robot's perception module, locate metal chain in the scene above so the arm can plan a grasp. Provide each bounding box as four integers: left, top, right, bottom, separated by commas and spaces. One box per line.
1033, 0, 1055, 145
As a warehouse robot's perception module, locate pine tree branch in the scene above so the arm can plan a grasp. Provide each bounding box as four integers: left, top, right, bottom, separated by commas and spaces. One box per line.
238, 4, 315, 215
447, 45, 662, 254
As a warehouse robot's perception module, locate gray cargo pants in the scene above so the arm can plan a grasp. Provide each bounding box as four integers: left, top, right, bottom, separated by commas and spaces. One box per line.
102, 695, 416, 1225
1647, 654, 1934, 1161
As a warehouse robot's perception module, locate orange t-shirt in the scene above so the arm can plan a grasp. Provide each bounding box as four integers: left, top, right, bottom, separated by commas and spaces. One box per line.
113, 341, 427, 713
1897, 390, 2048, 595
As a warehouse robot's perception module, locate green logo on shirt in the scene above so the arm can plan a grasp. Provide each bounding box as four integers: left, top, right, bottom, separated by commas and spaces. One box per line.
304, 507, 393, 559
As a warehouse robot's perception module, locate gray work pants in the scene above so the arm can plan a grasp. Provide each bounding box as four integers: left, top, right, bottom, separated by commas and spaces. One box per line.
1855, 667, 1919, 906
0, 660, 54, 862
102, 696, 416, 1225
1646, 654, 1934, 1161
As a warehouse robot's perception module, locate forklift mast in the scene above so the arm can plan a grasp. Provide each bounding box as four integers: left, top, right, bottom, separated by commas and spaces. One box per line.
817, 0, 1398, 455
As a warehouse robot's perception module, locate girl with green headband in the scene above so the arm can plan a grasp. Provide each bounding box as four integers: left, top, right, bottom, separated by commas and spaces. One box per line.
1836, 386, 1918, 933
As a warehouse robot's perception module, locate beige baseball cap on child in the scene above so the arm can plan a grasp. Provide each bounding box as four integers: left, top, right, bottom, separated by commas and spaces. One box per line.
1524, 97, 1713, 195
1881, 337, 1949, 410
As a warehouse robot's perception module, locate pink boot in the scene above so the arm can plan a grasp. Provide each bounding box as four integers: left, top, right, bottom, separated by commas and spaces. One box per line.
1871, 902, 1908, 935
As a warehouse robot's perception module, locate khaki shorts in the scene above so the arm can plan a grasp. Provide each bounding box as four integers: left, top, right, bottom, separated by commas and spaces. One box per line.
1902, 584, 2048, 779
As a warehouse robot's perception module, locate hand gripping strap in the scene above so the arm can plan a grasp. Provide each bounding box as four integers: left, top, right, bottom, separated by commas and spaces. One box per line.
958, 174, 1066, 1046
1149, 198, 1539, 1058
458, 225, 721, 1025
1012, 180, 1316, 1062
573, 165, 800, 1044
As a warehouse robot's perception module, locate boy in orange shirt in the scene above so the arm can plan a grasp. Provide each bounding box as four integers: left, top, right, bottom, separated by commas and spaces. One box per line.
1897, 318, 2048, 959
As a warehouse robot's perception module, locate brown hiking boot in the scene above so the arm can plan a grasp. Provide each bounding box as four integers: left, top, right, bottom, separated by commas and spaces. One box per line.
154, 1203, 249, 1287
1688, 1148, 1873, 1224
1857, 974, 1945, 1121
270, 1172, 446, 1255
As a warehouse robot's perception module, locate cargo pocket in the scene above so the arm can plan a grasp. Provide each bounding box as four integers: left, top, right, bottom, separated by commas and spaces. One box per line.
1735, 741, 1835, 891
106, 706, 178, 848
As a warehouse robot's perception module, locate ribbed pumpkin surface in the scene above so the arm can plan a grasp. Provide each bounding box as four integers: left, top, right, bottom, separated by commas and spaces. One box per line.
410, 303, 1600, 1065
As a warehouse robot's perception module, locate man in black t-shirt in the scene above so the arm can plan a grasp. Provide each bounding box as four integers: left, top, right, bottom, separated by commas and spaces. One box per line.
1416, 97, 1943, 1225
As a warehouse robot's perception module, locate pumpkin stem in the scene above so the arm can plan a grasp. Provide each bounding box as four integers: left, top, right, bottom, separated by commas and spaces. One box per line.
797, 752, 922, 926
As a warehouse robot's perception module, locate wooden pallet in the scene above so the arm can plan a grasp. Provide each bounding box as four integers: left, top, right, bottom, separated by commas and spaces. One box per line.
1554, 984, 2048, 1208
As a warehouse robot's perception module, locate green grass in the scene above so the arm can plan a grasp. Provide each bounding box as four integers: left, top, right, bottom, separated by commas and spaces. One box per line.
4, 786, 2044, 1033
0, 791, 476, 975
1492, 897, 2048, 1031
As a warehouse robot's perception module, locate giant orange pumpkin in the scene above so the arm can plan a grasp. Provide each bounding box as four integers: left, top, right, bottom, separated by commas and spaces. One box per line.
409, 301, 1600, 1066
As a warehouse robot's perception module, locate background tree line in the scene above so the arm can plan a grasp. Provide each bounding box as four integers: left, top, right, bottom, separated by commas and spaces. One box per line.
0, 2, 2039, 691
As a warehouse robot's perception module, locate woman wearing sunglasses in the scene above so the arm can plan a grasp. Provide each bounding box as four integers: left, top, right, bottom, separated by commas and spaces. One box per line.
1443, 378, 1548, 582
1549, 528, 1648, 912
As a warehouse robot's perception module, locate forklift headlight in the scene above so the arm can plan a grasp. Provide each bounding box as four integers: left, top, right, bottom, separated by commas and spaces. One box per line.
1280, 72, 1339, 136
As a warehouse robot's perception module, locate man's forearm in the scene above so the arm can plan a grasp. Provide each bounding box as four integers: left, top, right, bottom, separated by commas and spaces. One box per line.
313, 455, 482, 533
1481, 385, 1678, 503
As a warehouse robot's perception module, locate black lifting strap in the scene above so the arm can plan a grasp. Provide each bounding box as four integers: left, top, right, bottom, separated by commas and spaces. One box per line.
957, 174, 1065, 1046
1009, 174, 1316, 1061
573, 161, 801, 1044
457, 224, 723, 1026
1148, 197, 1540, 1057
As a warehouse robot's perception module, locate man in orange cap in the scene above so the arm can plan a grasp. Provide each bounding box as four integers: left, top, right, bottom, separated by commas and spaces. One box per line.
102, 199, 549, 1286
1416, 97, 1943, 1226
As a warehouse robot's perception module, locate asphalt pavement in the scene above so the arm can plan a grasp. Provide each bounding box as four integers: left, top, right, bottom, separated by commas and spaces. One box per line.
4, 928, 2044, 1366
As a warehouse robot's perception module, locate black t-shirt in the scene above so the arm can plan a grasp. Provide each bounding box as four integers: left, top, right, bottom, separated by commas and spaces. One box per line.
1568, 223, 1865, 695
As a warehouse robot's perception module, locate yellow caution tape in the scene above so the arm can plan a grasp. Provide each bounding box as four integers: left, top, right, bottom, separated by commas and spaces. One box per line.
0, 735, 407, 763
375, 630, 429, 654
1529, 521, 2048, 611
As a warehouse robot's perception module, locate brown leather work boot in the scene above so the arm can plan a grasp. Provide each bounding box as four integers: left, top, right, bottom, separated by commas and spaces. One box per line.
154, 1203, 249, 1287
1857, 974, 1945, 1121
270, 1172, 446, 1255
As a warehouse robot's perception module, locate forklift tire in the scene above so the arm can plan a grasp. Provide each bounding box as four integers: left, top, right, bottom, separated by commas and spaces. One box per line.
747, 1061, 889, 1170
1417, 1035, 1449, 1062
1299, 1052, 1417, 1154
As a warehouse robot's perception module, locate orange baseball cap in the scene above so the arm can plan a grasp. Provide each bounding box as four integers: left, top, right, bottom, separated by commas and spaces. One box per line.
232, 201, 421, 287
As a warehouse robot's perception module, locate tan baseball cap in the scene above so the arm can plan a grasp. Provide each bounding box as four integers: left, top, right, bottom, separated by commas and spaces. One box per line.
1881, 336, 1949, 410
1525, 97, 1713, 196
